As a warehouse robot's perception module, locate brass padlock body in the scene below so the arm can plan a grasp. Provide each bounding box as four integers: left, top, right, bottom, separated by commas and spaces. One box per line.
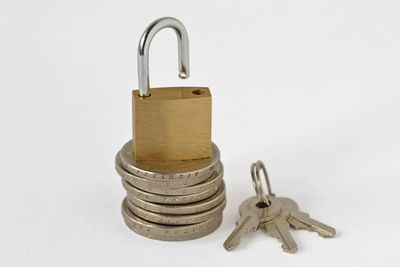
132, 87, 211, 160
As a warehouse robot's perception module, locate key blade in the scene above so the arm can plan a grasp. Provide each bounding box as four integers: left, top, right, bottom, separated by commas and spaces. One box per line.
264, 219, 298, 253
288, 212, 336, 238
223, 216, 258, 251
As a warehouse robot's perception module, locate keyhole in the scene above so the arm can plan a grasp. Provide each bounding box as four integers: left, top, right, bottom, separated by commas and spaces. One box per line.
192, 89, 204, 95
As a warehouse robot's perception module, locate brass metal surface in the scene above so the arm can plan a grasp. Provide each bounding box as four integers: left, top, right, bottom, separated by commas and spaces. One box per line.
132, 87, 212, 160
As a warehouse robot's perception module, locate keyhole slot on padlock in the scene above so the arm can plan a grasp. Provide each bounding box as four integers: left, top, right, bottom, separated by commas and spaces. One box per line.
192, 89, 205, 95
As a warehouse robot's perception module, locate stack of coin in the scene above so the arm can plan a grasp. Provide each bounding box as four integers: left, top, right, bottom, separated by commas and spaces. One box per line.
115, 140, 226, 241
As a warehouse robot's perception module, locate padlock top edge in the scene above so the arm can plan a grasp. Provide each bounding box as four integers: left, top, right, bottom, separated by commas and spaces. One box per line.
132, 87, 211, 101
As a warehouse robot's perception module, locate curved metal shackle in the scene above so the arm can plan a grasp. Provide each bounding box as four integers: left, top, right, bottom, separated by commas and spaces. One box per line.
250, 160, 274, 206
137, 17, 190, 97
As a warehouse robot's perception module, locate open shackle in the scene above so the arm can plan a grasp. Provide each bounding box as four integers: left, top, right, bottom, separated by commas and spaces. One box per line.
137, 17, 190, 97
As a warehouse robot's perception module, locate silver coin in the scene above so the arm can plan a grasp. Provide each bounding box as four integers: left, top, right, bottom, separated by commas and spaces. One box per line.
122, 179, 220, 204
127, 182, 226, 215
116, 153, 221, 190
116, 155, 224, 195
126, 197, 226, 225
119, 140, 220, 181
121, 198, 223, 241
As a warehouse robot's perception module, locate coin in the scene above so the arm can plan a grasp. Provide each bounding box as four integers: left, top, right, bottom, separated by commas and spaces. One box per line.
122, 179, 219, 204
116, 154, 221, 190
116, 155, 224, 195
121, 198, 223, 241
126, 198, 227, 225
127, 182, 226, 215
119, 140, 220, 181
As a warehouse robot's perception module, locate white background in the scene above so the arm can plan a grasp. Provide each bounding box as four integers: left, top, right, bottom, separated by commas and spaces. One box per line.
1, 0, 399, 266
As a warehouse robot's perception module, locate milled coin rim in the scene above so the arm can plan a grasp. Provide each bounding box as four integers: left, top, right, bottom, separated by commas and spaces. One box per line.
116, 155, 224, 195
126, 198, 226, 225
121, 198, 223, 241
119, 140, 221, 181
122, 179, 220, 204
127, 182, 226, 215
116, 153, 221, 190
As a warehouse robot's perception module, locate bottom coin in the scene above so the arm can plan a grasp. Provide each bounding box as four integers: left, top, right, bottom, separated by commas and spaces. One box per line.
121, 198, 223, 241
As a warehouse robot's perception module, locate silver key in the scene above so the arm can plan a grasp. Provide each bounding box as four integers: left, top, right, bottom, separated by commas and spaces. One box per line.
283, 198, 336, 238
261, 197, 298, 253
263, 218, 298, 253
223, 196, 281, 251
224, 160, 336, 253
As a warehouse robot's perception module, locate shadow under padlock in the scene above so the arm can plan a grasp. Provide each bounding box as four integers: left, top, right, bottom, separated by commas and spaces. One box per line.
133, 17, 211, 161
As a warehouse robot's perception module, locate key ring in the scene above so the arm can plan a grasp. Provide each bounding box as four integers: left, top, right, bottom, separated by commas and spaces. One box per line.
250, 160, 274, 206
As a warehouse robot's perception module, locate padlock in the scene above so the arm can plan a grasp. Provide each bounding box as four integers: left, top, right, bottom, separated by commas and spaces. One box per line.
132, 17, 212, 161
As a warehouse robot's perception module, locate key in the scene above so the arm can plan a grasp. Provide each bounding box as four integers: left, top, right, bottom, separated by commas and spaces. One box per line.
223, 196, 281, 251
261, 197, 298, 253
263, 218, 298, 253
282, 198, 336, 238
223, 160, 336, 253
223, 215, 259, 251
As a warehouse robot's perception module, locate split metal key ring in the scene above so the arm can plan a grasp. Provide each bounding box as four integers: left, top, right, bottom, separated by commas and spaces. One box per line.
250, 160, 274, 206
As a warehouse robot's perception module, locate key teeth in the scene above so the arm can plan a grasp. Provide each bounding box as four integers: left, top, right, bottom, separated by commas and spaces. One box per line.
223, 227, 253, 251
267, 231, 298, 254
223, 231, 243, 251
288, 216, 336, 238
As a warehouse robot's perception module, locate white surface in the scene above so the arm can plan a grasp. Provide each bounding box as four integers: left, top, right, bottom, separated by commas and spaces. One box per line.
1, 0, 399, 266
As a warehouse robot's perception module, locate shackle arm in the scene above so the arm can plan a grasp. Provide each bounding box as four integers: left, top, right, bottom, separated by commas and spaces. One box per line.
137, 17, 190, 97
